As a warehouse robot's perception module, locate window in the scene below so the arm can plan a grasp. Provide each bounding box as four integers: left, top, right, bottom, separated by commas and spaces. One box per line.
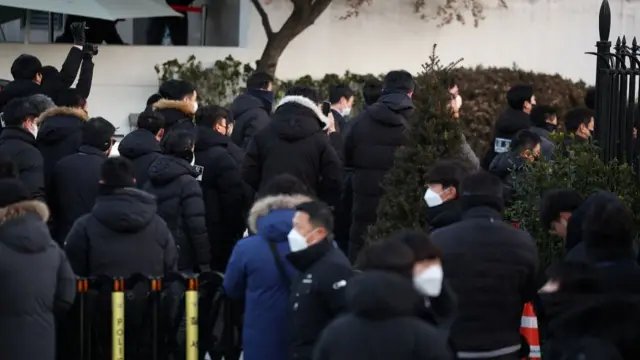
21, 11, 63, 30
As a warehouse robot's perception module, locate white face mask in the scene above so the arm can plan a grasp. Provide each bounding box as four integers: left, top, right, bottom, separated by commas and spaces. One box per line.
29, 123, 38, 138
341, 107, 352, 117
413, 264, 444, 297
423, 188, 443, 208
192, 102, 199, 113
287, 228, 309, 252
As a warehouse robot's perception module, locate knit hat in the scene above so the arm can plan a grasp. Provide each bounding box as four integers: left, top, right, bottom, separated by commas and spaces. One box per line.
0, 179, 29, 207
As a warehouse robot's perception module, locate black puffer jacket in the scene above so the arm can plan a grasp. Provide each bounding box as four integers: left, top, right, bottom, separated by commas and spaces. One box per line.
36, 106, 89, 191
344, 92, 411, 259
287, 238, 354, 360
52, 145, 107, 244
118, 128, 162, 189
314, 270, 453, 360
0, 200, 76, 360
144, 155, 210, 271
488, 151, 528, 203
151, 99, 196, 134
195, 127, 248, 271
482, 108, 531, 169
64, 187, 178, 277
0, 127, 45, 201
243, 95, 342, 206
230, 91, 272, 150
431, 201, 539, 356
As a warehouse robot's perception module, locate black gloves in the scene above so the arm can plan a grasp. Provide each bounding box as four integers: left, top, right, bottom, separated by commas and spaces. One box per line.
70, 22, 86, 46
82, 44, 99, 60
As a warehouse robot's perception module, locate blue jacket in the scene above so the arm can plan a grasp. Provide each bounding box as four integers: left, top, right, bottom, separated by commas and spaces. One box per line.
224, 194, 311, 360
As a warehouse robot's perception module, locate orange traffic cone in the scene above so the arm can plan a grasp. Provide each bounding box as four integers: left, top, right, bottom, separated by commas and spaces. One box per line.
520, 302, 541, 359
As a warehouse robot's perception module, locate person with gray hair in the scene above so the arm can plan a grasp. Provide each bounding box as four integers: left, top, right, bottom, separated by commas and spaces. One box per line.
26, 94, 56, 115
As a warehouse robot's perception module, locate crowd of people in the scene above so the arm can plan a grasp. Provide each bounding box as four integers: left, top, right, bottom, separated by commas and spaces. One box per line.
0, 24, 639, 360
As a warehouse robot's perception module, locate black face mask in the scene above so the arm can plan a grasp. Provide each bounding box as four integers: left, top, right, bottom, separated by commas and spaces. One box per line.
545, 123, 558, 132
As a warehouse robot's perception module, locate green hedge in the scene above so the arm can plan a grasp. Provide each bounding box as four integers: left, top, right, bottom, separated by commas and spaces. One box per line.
155, 56, 587, 157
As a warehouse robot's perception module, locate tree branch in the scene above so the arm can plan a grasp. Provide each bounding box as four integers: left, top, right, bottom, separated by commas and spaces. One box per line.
251, 0, 274, 39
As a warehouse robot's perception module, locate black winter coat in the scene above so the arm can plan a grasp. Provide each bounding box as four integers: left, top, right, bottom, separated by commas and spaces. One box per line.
529, 126, 555, 160
151, 99, 197, 134
314, 271, 453, 360
481, 108, 531, 169
286, 238, 354, 360
50, 145, 107, 244
488, 151, 528, 203
0, 200, 76, 360
64, 187, 177, 277
431, 204, 539, 356
144, 155, 210, 271
36, 106, 89, 192
243, 95, 342, 206
0, 80, 41, 111
0, 127, 45, 201
118, 128, 162, 189
230, 92, 272, 150
344, 93, 411, 258
195, 127, 248, 271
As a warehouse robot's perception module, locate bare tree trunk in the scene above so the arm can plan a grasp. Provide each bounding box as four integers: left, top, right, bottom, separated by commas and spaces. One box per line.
251, 0, 333, 76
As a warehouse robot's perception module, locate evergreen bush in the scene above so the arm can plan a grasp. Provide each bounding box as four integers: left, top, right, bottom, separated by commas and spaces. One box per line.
366, 46, 473, 242
507, 137, 640, 269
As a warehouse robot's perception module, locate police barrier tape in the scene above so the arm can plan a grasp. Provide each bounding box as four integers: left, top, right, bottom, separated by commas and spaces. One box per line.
58, 272, 242, 360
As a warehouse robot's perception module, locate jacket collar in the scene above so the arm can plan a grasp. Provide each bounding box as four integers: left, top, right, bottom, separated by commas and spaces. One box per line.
286, 237, 333, 272
0, 127, 36, 145
461, 205, 503, 221
79, 145, 108, 158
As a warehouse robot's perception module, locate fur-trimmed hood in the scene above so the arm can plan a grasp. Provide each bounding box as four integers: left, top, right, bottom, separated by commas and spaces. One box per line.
275, 95, 330, 130
248, 194, 312, 234
152, 99, 196, 116
0, 200, 52, 253
37, 106, 89, 125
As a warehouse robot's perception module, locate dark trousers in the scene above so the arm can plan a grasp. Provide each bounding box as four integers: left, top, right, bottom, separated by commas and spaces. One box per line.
146, 14, 189, 45
334, 170, 353, 257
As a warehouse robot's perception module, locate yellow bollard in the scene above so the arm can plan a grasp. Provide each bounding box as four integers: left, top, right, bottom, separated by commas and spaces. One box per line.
185, 277, 199, 360
112, 278, 125, 360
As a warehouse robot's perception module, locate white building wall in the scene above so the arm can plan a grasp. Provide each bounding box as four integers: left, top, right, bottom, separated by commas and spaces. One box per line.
0, 0, 638, 132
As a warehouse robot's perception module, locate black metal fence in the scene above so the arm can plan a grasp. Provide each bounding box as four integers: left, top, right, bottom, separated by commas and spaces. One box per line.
590, 0, 640, 167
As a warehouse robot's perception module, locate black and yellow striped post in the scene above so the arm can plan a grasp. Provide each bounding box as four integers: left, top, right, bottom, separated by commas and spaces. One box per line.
112, 277, 125, 360
77, 278, 89, 360
185, 276, 199, 360
150, 277, 162, 360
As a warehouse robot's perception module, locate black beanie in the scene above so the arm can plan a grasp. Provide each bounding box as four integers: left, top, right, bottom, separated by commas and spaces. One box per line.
0, 179, 29, 207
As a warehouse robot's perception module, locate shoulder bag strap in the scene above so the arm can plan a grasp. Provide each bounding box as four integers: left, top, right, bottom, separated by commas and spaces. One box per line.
267, 241, 291, 290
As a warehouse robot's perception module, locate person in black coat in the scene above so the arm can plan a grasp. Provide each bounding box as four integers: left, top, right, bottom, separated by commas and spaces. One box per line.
243, 86, 342, 208
561, 107, 594, 155
328, 83, 355, 134
37, 89, 90, 192
0, 179, 76, 360
0, 97, 46, 201
423, 160, 467, 232
431, 171, 539, 360
230, 72, 274, 150
481, 84, 536, 170
194, 105, 248, 271
286, 201, 354, 360
0, 42, 84, 111
539, 189, 585, 255
529, 105, 557, 160
151, 80, 198, 134
144, 130, 210, 273
313, 271, 453, 360
118, 109, 165, 189
50, 117, 116, 244
41, 42, 95, 104
344, 70, 413, 261
64, 157, 177, 277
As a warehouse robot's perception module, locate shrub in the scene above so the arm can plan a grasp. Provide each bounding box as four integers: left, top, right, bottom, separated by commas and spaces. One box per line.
155, 56, 588, 154
454, 66, 588, 157
366, 47, 474, 242
507, 137, 640, 269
